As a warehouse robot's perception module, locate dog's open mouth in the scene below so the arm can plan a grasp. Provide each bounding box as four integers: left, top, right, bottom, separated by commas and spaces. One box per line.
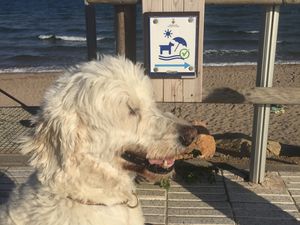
121, 151, 175, 174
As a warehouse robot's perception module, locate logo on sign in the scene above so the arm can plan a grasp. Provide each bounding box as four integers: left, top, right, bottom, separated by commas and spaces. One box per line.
156, 35, 191, 69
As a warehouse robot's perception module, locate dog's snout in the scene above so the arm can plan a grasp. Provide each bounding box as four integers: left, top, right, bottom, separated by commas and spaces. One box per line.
178, 125, 197, 146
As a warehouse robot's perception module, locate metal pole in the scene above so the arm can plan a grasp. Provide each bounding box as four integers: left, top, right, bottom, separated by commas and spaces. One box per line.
85, 1, 97, 60
250, 5, 280, 183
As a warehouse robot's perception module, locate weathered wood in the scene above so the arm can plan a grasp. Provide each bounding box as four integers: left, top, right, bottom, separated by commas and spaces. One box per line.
183, 0, 204, 102
85, 2, 97, 60
205, 0, 300, 4
115, 6, 126, 55
87, 0, 300, 5
124, 5, 136, 62
142, 0, 164, 102
87, 0, 138, 4
201, 87, 300, 105
115, 4, 136, 62
162, 0, 184, 102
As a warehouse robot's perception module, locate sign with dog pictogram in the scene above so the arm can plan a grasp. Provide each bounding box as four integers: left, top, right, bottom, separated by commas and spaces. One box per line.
145, 12, 199, 78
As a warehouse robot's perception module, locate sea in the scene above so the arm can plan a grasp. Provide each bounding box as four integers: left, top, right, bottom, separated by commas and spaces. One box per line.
0, 0, 300, 72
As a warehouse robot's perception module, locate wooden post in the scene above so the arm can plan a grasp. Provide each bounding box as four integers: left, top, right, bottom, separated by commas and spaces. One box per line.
142, 0, 204, 102
115, 4, 136, 62
85, 1, 97, 60
250, 5, 280, 183
142, 0, 164, 102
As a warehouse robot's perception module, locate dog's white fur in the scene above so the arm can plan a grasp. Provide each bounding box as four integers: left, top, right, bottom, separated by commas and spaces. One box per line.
0, 56, 192, 225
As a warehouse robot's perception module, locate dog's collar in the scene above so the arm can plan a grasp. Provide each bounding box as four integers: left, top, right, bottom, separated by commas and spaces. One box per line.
66, 191, 139, 208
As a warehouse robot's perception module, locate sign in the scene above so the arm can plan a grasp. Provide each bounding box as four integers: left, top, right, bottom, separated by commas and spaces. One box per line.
144, 12, 199, 78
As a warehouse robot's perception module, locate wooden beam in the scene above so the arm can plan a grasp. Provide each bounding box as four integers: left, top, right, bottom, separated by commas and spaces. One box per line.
191, 87, 300, 105
115, 4, 136, 62
143, 0, 164, 102
87, 0, 138, 4
205, 0, 300, 4
183, 0, 204, 102
162, 0, 184, 102
85, 2, 97, 60
87, 0, 300, 5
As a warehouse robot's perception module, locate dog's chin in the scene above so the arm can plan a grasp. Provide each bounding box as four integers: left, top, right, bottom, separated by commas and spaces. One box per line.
120, 151, 176, 181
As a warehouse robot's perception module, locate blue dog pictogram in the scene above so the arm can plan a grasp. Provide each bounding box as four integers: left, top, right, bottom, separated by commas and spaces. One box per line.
159, 42, 174, 55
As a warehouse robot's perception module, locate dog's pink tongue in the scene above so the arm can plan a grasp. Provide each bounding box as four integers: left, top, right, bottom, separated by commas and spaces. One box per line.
149, 158, 175, 168
149, 159, 164, 165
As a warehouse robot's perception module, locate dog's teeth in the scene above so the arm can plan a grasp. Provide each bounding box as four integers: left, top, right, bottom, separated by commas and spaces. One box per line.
163, 160, 168, 168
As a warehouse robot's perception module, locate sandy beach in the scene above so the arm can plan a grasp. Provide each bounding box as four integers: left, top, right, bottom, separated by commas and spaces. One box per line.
159, 64, 300, 148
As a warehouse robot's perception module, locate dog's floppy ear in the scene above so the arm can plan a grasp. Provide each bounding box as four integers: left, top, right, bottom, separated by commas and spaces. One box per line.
20, 111, 81, 183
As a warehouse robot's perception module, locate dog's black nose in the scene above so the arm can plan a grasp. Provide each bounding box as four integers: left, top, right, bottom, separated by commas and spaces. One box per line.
178, 125, 198, 146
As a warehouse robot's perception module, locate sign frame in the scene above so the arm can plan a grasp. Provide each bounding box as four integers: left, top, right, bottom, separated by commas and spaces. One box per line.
144, 11, 200, 79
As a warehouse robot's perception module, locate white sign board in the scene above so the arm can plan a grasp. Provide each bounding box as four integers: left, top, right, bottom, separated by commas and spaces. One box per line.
145, 12, 199, 78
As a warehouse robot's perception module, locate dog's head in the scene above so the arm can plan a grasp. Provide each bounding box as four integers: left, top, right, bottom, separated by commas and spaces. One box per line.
21, 56, 197, 184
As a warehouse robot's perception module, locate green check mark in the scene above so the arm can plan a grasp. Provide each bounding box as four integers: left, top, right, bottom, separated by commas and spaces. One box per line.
179, 48, 190, 59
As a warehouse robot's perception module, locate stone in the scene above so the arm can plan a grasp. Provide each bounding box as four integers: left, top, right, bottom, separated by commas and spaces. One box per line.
216, 138, 281, 157
267, 140, 281, 156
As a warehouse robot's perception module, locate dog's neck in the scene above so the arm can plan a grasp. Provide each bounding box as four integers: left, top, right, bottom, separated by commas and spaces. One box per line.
66, 191, 139, 208
43, 156, 137, 207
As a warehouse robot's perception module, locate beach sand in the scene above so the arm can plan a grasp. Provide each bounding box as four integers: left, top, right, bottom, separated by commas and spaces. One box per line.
1, 64, 299, 164
159, 64, 300, 156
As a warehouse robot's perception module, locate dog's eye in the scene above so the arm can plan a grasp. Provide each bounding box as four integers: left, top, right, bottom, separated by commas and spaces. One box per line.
128, 105, 138, 116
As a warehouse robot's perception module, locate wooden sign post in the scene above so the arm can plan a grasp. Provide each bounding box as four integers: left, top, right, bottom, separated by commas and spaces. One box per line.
142, 0, 205, 102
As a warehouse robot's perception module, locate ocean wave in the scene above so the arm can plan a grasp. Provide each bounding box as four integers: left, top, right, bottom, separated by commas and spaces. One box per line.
0, 66, 63, 73
204, 49, 257, 55
231, 30, 259, 34
245, 30, 259, 34
38, 34, 104, 42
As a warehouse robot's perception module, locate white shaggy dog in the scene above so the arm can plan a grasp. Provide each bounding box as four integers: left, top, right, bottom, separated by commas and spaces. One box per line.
0, 56, 197, 225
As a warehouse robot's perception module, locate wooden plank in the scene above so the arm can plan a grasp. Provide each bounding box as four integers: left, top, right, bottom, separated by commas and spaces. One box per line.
164, 79, 183, 101
183, 0, 204, 102
142, 0, 164, 102
87, 0, 300, 5
201, 87, 300, 105
87, 0, 138, 4
115, 5, 126, 55
85, 3, 97, 60
163, 0, 184, 102
115, 5, 136, 62
205, 0, 300, 5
